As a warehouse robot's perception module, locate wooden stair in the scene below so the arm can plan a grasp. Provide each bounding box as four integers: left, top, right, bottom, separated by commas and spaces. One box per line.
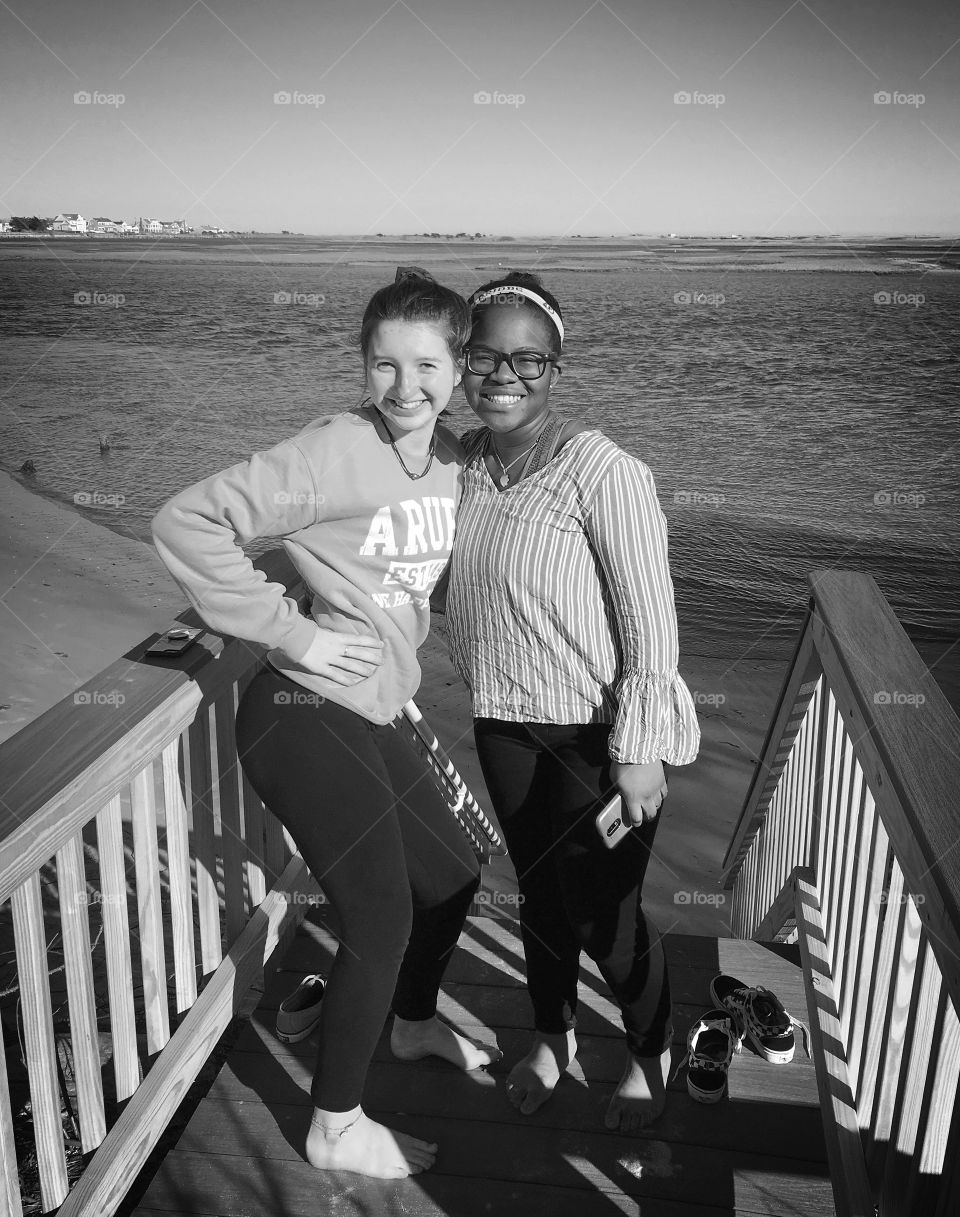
131, 912, 834, 1217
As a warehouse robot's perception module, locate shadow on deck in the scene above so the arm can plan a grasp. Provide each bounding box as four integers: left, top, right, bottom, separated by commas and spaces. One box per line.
131, 912, 833, 1217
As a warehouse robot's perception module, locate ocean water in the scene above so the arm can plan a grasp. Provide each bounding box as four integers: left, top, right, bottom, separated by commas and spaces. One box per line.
1, 240, 958, 680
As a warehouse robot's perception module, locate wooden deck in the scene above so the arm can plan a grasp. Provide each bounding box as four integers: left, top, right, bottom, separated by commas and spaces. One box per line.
131, 911, 834, 1217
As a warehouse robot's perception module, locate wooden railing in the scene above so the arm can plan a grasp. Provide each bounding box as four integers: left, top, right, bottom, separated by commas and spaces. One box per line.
0, 551, 319, 1216
722, 570, 960, 1217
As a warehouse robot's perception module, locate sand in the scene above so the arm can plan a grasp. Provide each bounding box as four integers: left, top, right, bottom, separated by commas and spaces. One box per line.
0, 470, 786, 937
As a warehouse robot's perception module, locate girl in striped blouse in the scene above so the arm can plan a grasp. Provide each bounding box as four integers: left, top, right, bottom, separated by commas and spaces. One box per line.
445, 272, 701, 1131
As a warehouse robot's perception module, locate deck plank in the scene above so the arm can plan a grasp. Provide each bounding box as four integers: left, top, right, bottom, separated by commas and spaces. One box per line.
132, 918, 834, 1217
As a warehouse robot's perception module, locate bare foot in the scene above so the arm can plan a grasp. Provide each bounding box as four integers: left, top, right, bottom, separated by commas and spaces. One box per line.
506, 1030, 577, 1115
390, 1014, 501, 1070
604, 1047, 671, 1133
305, 1107, 437, 1179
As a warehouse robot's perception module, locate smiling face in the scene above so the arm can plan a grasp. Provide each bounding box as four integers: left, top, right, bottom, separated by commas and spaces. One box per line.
462, 304, 561, 439
365, 320, 461, 435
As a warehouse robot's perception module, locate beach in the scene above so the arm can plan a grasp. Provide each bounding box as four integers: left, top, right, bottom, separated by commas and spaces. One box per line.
0, 468, 786, 936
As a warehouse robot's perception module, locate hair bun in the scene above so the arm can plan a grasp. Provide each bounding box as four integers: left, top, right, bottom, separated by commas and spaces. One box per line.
395, 265, 434, 283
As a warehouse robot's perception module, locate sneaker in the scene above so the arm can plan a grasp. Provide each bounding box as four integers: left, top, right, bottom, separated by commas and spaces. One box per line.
709, 973, 806, 1064
681, 1008, 738, 1104
276, 974, 326, 1044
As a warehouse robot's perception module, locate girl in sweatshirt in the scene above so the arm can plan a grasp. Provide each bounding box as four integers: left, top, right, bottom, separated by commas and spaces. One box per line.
152, 270, 496, 1180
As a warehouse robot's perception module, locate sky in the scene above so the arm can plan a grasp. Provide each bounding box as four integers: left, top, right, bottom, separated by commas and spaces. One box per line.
1, 0, 958, 236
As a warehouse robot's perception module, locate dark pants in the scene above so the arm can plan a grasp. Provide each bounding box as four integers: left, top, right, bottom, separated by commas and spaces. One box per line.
474, 718, 672, 1058
236, 666, 480, 1110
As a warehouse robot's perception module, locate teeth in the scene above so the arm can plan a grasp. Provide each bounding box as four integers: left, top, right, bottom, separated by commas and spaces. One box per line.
484, 394, 523, 404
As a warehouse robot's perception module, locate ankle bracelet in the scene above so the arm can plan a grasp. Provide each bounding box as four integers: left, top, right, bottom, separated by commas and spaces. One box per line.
311, 1110, 362, 1138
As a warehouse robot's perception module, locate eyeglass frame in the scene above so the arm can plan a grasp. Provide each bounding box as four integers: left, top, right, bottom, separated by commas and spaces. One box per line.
463, 345, 559, 381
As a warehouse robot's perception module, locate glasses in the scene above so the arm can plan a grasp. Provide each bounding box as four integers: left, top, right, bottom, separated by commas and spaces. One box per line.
464, 347, 555, 380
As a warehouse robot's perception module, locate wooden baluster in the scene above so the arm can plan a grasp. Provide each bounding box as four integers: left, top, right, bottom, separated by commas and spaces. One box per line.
0, 1015, 23, 1217
56, 833, 106, 1150
161, 739, 197, 1014
187, 706, 222, 973
866, 866, 918, 1187
213, 686, 246, 946
832, 748, 865, 1013
884, 932, 941, 1211
96, 795, 139, 1100
847, 805, 886, 1099
131, 766, 170, 1054
912, 993, 960, 1217
11, 872, 69, 1209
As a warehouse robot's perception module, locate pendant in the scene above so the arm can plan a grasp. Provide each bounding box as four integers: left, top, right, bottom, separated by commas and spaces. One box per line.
499, 472, 510, 488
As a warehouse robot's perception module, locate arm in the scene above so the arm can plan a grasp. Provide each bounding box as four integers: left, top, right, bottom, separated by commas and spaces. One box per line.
585, 456, 700, 822
151, 439, 381, 681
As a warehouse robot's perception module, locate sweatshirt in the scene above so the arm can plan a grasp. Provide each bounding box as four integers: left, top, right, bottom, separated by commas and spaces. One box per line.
151, 407, 462, 724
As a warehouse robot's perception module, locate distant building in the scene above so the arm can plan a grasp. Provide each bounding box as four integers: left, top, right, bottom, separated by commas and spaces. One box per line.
139, 217, 163, 234
118, 220, 138, 234
52, 212, 87, 233
89, 216, 120, 234
160, 219, 186, 234
0, 220, 10, 233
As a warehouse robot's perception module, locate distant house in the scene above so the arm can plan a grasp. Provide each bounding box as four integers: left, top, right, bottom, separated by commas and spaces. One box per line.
160, 219, 186, 235
89, 217, 120, 234
139, 218, 163, 234
52, 213, 87, 233
118, 220, 138, 234
0, 220, 10, 233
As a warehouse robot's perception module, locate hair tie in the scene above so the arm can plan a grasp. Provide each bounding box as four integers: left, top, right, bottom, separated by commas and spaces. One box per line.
469, 285, 564, 347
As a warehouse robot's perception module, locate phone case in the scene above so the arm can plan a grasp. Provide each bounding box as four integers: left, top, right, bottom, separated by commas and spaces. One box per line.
145, 627, 202, 657
595, 793, 631, 849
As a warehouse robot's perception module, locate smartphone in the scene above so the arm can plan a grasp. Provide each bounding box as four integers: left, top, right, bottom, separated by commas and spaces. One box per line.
145, 626, 202, 657
595, 793, 631, 849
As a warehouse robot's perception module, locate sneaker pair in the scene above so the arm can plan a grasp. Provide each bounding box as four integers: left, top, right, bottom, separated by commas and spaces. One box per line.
681, 973, 805, 1104
275, 973, 326, 1044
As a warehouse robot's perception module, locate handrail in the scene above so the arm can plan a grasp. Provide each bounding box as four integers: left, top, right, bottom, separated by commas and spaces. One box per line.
723, 569, 960, 1217
0, 550, 317, 1216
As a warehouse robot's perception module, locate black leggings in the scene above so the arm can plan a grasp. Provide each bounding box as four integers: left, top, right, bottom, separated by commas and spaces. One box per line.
235, 666, 480, 1111
474, 718, 671, 1058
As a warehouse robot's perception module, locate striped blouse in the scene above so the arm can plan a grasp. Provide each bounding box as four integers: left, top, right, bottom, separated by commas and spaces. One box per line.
445, 428, 700, 765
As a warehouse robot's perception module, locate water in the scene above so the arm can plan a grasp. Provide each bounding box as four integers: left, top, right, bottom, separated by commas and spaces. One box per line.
2, 239, 958, 677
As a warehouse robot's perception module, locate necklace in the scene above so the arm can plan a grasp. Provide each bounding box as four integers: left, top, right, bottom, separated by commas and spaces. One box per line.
487, 419, 550, 488
382, 419, 436, 480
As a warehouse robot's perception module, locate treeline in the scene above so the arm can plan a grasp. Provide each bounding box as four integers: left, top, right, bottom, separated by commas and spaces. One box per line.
9, 217, 50, 232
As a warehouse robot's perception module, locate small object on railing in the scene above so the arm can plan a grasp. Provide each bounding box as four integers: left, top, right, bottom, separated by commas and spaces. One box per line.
396, 701, 505, 861
145, 626, 202, 657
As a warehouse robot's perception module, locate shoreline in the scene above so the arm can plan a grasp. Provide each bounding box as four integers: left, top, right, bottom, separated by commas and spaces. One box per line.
1, 469, 785, 936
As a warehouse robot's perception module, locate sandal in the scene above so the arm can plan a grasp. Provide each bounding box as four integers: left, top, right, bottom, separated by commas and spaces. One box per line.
677, 1007, 738, 1104
709, 973, 808, 1064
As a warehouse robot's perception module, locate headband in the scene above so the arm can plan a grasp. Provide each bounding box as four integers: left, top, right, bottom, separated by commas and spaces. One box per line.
469, 285, 564, 347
